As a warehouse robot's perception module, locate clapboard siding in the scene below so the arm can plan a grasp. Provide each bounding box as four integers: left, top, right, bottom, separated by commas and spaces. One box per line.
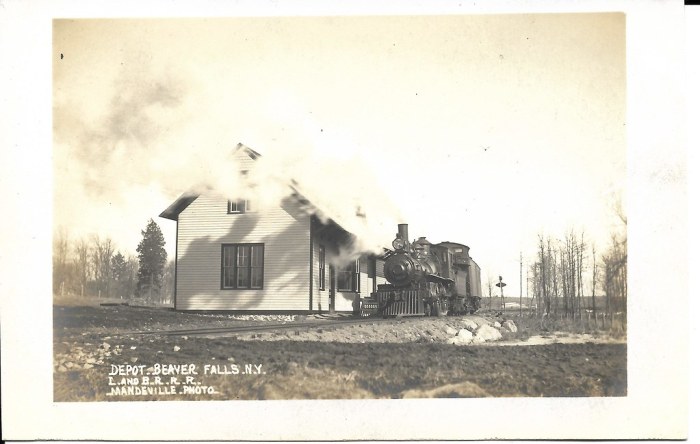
176, 194, 310, 310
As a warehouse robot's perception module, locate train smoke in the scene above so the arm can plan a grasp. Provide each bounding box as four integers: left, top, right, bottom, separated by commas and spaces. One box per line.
54, 62, 401, 258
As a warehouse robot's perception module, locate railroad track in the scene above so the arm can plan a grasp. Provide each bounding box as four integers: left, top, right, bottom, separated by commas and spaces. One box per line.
125, 316, 401, 337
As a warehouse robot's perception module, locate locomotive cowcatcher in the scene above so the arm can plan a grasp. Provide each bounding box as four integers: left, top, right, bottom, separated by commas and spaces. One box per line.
368, 224, 482, 317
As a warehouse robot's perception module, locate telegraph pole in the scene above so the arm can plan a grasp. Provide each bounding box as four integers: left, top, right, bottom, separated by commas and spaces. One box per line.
519, 252, 523, 317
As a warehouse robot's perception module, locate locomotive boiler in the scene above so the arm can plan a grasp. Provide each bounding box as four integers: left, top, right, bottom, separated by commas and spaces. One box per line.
372, 224, 482, 317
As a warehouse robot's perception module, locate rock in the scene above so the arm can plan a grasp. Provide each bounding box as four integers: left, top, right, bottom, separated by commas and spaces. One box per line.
443, 325, 458, 336
446, 329, 474, 345
456, 328, 473, 341
86, 357, 96, 364
471, 335, 486, 344
130, 357, 138, 363
502, 320, 518, 332
83, 363, 94, 369
493, 321, 501, 328
101, 342, 111, 350
462, 319, 478, 331
130, 346, 137, 350
475, 324, 502, 341
173, 345, 181, 352
57, 365, 67, 372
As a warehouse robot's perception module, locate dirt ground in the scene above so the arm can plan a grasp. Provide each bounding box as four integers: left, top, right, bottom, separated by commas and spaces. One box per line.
53, 304, 626, 401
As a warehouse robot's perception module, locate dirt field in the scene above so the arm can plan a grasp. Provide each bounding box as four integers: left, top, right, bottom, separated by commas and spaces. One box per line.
53, 304, 626, 401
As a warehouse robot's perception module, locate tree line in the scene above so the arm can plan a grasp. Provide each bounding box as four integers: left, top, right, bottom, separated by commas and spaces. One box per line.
53, 219, 174, 305
527, 214, 627, 328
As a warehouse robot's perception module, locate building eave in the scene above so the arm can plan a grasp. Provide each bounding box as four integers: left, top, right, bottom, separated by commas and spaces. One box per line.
159, 192, 199, 221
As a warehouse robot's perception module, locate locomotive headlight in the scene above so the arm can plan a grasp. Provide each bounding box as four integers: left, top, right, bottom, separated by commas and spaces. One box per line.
392, 238, 406, 250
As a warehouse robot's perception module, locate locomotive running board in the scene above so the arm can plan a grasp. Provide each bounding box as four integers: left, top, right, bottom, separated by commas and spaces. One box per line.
426, 273, 454, 286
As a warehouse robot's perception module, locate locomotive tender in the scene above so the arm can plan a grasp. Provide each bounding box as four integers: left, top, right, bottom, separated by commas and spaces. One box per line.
371, 224, 482, 317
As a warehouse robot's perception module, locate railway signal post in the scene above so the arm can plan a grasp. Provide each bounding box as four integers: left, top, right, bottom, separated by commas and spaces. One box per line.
496, 276, 506, 312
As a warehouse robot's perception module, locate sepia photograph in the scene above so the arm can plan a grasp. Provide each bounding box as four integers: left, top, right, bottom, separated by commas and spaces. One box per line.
51, 13, 628, 402
1, 0, 690, 441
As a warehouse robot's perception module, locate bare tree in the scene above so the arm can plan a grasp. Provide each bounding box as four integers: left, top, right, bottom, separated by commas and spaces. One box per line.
550, 245, 559, 317
53, 227, 71, 296
531, 229, 589, 320
600, 193, 627, 329
561, 230, 582, 319
600, 196, 627, 331
591, 243, 598, 326
534, 235, 561, 317
91, 235, 114, 298
559, 245, 569, 317
603, 232, 627, 317
529, 262, 539, 315
537, 235, 548, 316
124, 254, 140, 300
161, 259, 176, 305
485, 274, 494, 309
574, 232, 587, 320
75, 237, 91, 297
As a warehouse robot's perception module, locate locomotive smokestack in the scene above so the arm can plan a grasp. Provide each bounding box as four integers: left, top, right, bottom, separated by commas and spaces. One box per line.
398, 224, 409, 242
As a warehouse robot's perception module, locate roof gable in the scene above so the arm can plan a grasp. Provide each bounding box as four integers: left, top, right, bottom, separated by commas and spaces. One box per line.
158, 143, 353, 235
159, 143, 260, 221
232, 142, 261, 169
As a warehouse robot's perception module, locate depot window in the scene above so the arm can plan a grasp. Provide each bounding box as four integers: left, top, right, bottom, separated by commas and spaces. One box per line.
228, 199, 253, 213
319, 246, 326, 291
221, 244, 264, 289
337, 259, 360, 293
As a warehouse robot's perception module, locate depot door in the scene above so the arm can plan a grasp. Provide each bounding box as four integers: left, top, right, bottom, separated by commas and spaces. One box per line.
329, 264, 336, 313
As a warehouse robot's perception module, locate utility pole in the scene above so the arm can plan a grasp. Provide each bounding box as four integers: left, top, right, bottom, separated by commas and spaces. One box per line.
519, 252, 523, 317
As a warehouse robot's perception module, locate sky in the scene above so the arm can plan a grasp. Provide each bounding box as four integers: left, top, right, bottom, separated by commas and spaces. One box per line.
53, 13, 626, 297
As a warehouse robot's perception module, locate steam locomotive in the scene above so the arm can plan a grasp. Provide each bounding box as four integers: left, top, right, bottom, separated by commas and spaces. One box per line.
371, 224, 482, 317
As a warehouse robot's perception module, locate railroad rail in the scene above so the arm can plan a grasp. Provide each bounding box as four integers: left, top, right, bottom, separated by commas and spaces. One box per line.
124, 316, 401, 338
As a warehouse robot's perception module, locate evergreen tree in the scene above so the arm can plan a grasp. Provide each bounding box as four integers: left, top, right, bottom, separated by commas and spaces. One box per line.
111, 251, 128, 299
136, 219, 167, 301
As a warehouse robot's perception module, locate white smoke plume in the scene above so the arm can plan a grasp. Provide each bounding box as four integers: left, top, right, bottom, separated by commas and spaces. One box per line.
54, 60, 402, 258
